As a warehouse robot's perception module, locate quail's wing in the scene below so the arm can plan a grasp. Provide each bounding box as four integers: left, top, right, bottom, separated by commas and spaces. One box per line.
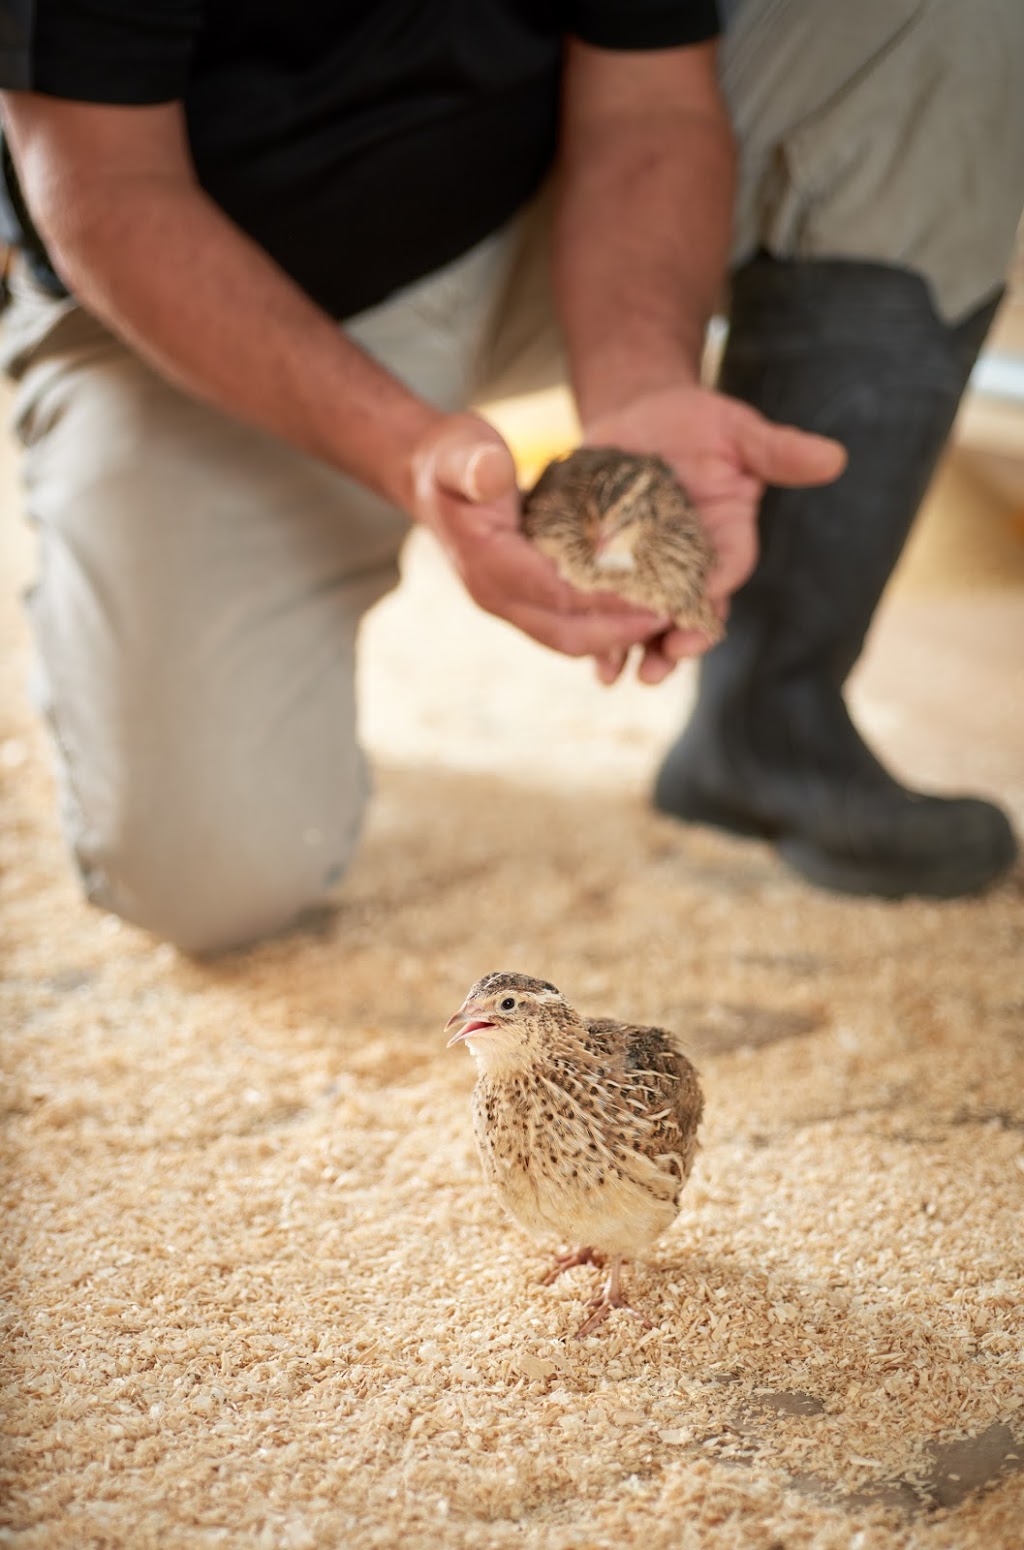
585, 1017, 704, 1197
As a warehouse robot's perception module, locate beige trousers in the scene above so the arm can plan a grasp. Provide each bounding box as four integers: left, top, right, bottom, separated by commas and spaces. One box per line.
3, 0, 1023, 951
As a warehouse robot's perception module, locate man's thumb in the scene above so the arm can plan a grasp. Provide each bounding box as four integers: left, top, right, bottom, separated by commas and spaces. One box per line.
745, 416, 847, 488
418, 414, 519, 505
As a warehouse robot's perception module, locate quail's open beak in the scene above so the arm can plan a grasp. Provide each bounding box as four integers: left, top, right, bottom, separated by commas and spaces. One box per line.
595, 514, 625, 549
445, 1000, 495, 1046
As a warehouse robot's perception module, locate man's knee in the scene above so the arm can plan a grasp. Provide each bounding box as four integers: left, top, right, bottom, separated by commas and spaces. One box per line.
69, 766, 367, 955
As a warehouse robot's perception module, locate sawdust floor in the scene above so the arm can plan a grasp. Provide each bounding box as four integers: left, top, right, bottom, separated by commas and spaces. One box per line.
2, 391, 1024, 1549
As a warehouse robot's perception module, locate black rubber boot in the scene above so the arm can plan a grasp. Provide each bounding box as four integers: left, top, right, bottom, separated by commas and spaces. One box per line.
654, 254, 1018, 898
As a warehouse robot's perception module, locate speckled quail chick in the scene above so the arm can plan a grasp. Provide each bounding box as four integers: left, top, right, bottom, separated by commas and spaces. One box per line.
522, 447, 722, 641
446, 972, 704, 1338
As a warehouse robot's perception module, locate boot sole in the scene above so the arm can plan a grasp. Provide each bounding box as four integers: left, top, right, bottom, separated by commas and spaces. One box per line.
655, 786, 1019, 899
779, 833, 1019, 901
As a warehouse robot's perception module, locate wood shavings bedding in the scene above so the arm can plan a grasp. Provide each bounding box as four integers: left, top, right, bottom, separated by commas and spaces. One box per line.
3, 474, 1024, 1548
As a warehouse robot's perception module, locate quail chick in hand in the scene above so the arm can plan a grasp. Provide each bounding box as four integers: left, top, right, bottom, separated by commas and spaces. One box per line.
522, 448, 722, 641
446, 972, 704, 1338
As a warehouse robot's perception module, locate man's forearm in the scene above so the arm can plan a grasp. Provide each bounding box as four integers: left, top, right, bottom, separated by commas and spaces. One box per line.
554, 42, 737, 424
3, 100, 443, 513
50, 183, 443, 511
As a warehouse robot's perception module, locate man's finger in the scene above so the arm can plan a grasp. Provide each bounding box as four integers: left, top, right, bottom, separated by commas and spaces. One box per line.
594, 649, 628, 685
662, 625, 718, 662
502, 599, 669, 659
636, 642, 676, 685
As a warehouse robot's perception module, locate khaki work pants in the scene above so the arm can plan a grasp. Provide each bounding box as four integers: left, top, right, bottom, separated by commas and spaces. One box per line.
3, 0, 1023, 950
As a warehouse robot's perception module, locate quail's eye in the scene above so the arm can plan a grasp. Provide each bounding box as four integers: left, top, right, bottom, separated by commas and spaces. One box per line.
499, 996, 516, 1012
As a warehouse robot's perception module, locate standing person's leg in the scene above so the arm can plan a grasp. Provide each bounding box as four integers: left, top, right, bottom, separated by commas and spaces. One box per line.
1, 230, 515, 951
655, 0, 1024, 896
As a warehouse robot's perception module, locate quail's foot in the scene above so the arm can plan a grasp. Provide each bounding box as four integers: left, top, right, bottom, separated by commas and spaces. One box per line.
540, 1245, 606, 1285
573, 1258, 653, 1340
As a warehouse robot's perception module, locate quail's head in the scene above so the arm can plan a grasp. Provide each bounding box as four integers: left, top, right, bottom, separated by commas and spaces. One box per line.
587, 463, 656, 576
445, 971, 580, 1073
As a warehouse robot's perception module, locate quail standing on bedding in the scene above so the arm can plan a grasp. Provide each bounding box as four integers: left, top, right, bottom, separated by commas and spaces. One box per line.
522, 448, 722, 642
446, 971, 704, 1338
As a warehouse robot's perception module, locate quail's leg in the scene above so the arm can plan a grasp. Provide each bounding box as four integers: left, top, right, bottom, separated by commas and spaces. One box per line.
572, 1258, 654, 1340
540, 1245, 606, 1285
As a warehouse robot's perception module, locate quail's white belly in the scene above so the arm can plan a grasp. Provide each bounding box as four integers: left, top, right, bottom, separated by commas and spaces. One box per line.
486, 1146, 678, 1259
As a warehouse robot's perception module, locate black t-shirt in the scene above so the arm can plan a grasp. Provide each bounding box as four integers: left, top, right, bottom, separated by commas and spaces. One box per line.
0, 2, 719, 319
